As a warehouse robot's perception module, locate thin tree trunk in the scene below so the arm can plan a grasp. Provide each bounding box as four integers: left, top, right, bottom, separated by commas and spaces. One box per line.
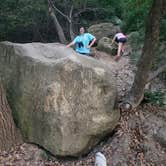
49, 9, 67, 44
124, 0, 165, 109
69, 5, 75, 40
47, 0, 67, 44
48, 0, 75, 41
0, 81, 22, 151
69, 22, 75, 40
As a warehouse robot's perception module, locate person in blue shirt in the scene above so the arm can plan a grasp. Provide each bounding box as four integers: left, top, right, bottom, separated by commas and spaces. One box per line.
66, 27, 96, 56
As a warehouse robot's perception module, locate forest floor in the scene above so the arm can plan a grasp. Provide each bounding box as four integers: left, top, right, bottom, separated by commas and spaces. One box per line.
0, 50, 165, 166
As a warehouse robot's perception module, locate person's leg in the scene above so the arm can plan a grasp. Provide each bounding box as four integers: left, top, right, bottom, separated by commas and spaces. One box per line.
117, 42, 123, 57
121, 43, 125, 53
121, 38, 127, 53
114, 42, 122, 61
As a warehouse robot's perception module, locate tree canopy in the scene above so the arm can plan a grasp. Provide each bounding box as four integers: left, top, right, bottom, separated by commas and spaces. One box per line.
0, 0, 165, 42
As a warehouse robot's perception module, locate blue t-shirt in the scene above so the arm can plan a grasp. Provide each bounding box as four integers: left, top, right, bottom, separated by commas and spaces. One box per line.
73, 33, 95, 54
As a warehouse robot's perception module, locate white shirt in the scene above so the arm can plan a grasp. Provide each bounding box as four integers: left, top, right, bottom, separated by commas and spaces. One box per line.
115, 33, 126, 39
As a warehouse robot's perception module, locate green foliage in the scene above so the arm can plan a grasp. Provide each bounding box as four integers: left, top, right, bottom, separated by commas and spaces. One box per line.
98, 0, 124, 17
0, 0, 47, 42
143, 90, 166, 106
160, 15, 166, 41
0, 0, 126, 42
0, 0, 165, 42
122, 0, 153, 32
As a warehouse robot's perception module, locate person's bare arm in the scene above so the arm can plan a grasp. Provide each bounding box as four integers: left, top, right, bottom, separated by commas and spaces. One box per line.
66, 41, 75, 48
111, 36, 116, 45
87, 38, 96, 48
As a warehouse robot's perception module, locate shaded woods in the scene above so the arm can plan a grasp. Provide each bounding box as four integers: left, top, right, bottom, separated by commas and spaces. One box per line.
0, 0, 165, 43
0, 0, 165, 165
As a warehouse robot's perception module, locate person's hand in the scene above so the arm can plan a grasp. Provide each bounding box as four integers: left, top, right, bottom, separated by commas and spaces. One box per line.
87, 45, 91, 49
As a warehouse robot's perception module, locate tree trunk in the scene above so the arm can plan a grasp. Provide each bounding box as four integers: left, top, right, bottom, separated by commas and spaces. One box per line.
69, 5, 75, 40
49, 8, 67, 44
69, 22, 75, 40
124, 0, 165, 109
0, 80, 22, 151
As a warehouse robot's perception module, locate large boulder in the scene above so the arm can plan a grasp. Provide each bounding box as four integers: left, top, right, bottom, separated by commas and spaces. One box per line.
88, 23, 120, 41
97, 37, 117, 55
0, 42, 120, 157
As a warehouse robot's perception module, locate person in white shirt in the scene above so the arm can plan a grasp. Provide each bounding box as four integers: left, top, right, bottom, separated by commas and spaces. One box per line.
111, 31, 127, 61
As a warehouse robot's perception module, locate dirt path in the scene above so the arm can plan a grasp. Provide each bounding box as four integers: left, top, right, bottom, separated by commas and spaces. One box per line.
94, 49, 136, 100
1, 107, 165, 166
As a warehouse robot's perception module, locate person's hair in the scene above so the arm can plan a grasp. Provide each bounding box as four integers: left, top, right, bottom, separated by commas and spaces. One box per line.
79, 26, 86, 31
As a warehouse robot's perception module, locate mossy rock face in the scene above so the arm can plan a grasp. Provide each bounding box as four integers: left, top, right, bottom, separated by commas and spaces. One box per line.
97, 37, 117, 55
88, 23, 120, 41
0, 42, 120, 157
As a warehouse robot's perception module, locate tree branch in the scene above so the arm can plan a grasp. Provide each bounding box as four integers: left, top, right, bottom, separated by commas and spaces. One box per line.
74, 7, 106, 17
147, 64, 166, 82
48, 0, 71, 22
47, 0, 67, 44
83, 0, 88, 10
68, 5, 74, 23
69, 5, 73, 20
69, 5, 75, 40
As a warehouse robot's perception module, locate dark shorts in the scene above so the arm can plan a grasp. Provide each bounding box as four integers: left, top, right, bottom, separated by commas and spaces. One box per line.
115, 37, 127, 43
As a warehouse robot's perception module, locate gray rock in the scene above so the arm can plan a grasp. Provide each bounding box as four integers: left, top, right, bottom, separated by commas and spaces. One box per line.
154, 126, 166, 148
0, 42, 120, 157
153, 110, 166, 148
97, 37, 117, 55
88, 23, 120, 41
